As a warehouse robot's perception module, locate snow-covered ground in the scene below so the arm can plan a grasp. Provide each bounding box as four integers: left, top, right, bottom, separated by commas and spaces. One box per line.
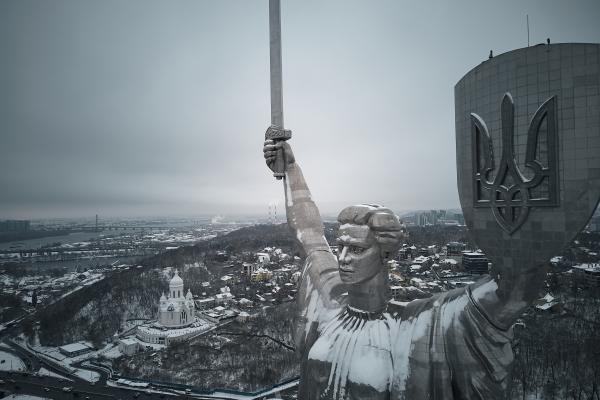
73, 368, 100, 382
36, 367, 72, 381
0, 350, 26, 371
99, 345, 123, 359
137, 318, 213, 342
0, 395, 51, 400
56, 274, 104, 301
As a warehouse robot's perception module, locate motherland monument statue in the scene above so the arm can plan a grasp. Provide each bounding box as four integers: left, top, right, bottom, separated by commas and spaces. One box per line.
262, 3, 600, 399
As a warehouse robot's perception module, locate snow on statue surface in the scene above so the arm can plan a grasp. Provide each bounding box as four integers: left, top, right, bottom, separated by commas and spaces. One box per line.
264, 140, 519, 399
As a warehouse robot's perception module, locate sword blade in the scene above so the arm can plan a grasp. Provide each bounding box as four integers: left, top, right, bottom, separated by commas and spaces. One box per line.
269, 0, 284, 128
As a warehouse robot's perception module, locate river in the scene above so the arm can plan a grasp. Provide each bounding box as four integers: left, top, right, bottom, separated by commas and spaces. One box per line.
0, 230, 118, 251
0, 230, 153, 272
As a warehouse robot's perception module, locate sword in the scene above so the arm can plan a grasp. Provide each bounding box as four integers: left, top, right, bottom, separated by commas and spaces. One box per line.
265, 0, 291, 180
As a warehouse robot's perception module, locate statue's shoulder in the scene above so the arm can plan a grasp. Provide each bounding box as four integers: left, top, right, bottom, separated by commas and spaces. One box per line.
386, 299, 410, 317
386, 287, 471, 320
385, 296, 436, 319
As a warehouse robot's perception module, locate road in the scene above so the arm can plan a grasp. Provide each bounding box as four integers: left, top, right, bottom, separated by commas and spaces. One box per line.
0, 370, 181, 400
0, 370, 298, 400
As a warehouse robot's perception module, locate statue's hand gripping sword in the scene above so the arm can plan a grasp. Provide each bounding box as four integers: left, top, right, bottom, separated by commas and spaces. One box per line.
265, 0, 291, 180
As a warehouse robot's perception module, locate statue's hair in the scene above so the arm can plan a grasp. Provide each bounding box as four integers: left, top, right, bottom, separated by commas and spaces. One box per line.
337, 204, 406, 255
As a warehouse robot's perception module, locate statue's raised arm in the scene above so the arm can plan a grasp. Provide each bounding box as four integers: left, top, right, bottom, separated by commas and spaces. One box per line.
263, 139, 346, 352
263, 140, 329, 256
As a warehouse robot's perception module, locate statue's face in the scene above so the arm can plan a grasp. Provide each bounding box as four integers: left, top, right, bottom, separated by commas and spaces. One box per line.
337, 224, 383, 285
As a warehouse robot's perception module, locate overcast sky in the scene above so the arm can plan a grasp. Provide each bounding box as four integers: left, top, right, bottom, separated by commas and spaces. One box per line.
1, 0, 599, 219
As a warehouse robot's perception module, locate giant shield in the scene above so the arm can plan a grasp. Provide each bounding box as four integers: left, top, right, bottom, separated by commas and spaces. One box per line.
455, 43, 600, 271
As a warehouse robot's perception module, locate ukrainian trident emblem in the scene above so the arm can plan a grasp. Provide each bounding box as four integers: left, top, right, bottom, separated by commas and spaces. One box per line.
471, 93, 559, 234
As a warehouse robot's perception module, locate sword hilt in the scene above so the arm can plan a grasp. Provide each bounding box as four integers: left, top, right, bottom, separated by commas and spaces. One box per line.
265, 125, 292, 180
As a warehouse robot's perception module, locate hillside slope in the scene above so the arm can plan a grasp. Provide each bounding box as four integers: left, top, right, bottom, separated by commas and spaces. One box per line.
36, 223, 299, 347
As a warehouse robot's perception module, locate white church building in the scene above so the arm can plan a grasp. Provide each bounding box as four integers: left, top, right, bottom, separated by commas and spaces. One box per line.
136, 269, 212, 346
158, 269, 195, 327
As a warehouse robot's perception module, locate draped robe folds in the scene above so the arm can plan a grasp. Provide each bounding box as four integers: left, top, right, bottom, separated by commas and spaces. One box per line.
295, 250, 514, 400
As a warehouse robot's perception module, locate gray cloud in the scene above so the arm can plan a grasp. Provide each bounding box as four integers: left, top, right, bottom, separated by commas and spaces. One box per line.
1, 0, 599, 218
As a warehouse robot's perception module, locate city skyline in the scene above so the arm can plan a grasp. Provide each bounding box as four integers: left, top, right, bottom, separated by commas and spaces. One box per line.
1, 0, 599, 219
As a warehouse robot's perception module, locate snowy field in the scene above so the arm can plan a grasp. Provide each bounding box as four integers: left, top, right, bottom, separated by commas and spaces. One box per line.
0, 350, 26, 371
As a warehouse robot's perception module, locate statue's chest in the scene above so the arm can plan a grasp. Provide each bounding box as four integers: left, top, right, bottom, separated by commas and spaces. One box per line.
306, 312, 393, 399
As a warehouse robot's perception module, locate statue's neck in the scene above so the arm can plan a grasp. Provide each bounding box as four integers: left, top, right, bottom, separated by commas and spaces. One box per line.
347, 269, 389, 314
